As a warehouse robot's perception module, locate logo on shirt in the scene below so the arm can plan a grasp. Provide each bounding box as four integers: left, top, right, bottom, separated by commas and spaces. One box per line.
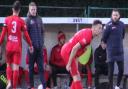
82, 39, 86, 44
112, 26, 116, 30
30, 20, 35, 24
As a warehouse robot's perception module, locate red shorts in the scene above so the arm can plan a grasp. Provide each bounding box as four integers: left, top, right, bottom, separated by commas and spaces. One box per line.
6, 51, 21, 65
61, 43, 79, 76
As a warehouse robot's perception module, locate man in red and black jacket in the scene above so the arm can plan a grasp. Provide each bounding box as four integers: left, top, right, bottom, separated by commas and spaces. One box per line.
49, 31, 70, 88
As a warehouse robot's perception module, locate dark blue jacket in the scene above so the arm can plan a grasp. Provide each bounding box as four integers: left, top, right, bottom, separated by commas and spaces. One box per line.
26, 15, 44, 49
102, 20, 125, 62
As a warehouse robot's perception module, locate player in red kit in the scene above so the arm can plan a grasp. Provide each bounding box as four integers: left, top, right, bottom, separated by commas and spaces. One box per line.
61, 20, 103, 89
0, 1, 33, 89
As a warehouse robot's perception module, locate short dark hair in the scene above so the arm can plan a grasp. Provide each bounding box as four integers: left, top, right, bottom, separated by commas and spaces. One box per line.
12, 0, 21, 11
92, 20, 102, 26
58, 31, 64, 34
112, 8, 120, 13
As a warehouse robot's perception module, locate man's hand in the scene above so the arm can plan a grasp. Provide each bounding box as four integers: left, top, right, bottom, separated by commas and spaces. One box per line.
66, 63, 71, 72
29, 46, 34, 53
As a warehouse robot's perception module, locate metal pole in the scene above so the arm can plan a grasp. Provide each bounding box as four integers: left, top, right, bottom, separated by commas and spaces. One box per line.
76, 24, 79, 32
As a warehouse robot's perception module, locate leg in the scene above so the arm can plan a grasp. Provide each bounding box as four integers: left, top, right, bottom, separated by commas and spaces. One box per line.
116, 61, 124, 87
12, 52, 21, 89
28, 50, 36, 88
123, 75, 128, 89
86, 65, 92, 88
36, 49, 46, 89
70, 59, 83, 89
6, 64, 12, 89
24, 64, 30, 87
95, 67, 100, 89
51, 65, 58, 87
6, 53, 13, 89
108, 62, 114, 89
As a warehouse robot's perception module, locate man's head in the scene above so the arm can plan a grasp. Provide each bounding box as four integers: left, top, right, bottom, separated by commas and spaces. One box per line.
28, 2, 37, 16
92, 20, 102, 36
58, 31, 66, 45
111, 9, 120, 22
12, 0, 21, 14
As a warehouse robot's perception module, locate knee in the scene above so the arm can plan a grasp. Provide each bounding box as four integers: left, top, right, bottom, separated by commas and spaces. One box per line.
12, 64, 19, 71
72, 74, 81, 82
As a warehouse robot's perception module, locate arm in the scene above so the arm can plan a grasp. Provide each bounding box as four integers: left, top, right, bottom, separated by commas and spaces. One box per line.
66, 42, 81, 71
40, 17, 44, 43
49, 47, 56, 66
102, 25, 111, 44
0, 27, 7, 45
23, 28, 32, 47
22, 20, 32, 47
122, 24, 125, 39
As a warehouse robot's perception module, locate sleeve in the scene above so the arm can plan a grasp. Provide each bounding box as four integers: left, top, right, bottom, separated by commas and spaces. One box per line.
102, 24, 111, 43
40, 17, 44, 43
122, 23, 125, 39
40, 17, 44, 34
94, 48, 101, 65
43, 47, 48, 64
25, 18, 30, 33
21, 20, 32, 47
0, 19, 7, 45
49, 47, 56, 66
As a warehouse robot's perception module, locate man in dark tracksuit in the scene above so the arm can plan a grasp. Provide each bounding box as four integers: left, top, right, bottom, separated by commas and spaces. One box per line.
102, 9, 125, 89
94, 41, 108, 89
26, 2, 45, 89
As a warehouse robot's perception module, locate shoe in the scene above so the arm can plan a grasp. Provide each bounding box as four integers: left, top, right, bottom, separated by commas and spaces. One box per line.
6, 82, 11, 89
115, 86, 120, 89
31, 87, 35, 89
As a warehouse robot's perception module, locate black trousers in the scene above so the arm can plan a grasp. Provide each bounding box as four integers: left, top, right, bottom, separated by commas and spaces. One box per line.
108, 61, 124, 89
47, 65, 72, 87
28, 48, 46, 89
95, 63, 108, 89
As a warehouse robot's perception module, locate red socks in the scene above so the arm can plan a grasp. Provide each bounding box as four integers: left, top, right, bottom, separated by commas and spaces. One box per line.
74, 81, 83, 89
87, 68, 92, 87
6, 66, 12, 81
13, 70, 19, 88
24, 70, 30, 85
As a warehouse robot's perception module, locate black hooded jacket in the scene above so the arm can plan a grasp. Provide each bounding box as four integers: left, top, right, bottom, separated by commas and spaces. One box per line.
94, 45, 107, 67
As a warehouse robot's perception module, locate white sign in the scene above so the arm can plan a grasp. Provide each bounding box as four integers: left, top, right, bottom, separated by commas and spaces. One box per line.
0, 17, 128, 24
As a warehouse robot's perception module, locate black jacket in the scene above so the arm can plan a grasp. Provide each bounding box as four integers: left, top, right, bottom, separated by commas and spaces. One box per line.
102, 20, 125, 62
94, 45, 106, 67
26, 13, 44, 49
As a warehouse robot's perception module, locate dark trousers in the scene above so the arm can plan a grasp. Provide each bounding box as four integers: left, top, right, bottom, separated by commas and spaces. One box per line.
95, 64, 108, 89
108, 61, 124, 89
48, 65, 72, 87
28, 48, 46, 89
123, 75, 128, 89
0, 63, 6, 72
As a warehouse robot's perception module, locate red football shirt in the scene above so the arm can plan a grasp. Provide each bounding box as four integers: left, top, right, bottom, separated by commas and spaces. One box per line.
0, 15, 32, 52
67, 28, 92, 57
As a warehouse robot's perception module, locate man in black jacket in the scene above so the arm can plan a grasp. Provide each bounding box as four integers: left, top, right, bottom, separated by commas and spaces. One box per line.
25, 2, 45, 89
94, 41, 108, 89
102, 9, 125, 89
